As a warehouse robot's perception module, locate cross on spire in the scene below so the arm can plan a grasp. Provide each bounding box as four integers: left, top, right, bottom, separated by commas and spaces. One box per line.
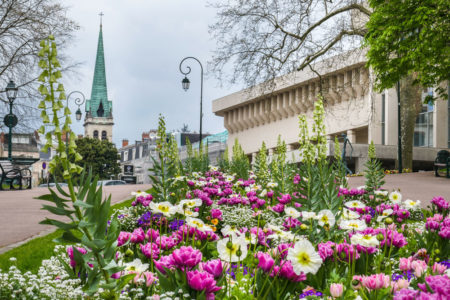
99, 12, 104, 26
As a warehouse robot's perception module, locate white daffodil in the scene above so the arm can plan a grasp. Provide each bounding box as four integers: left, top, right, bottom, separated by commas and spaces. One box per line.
403, 199, 421, 210
344, 200, 365, 209
131, 190, 148, 197
209, 166, 219, 171
217, 236, 248, 262
221, 225, 241, 237
374, 190, 389, 196
339, 219, 367, 231
389, 191, 402, 204
235, 180, 245, 186
192, 172, 201, 178
173, 176, 185, 182
195, 181, 207, 187
124, 258, 149, 273
350, 233, 380, 248
357, 185, 366, 191
259, 189, 268, 197
267, 182, 278, 188
149, 201, 175, 217
180, 198, 202, 209
376, 209, 394, 222
316, 210, 335, 227
186, 217, 213, 232
182, 209, 198, 218
285, 207, 301, 219
301, 211, 317, 221
287, 239, 323, 275
342, 209, 360, 220
225, 175, 235, 182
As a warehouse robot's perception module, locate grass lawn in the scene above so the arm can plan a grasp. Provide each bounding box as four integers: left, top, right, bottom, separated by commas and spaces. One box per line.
0, 198, 134, 274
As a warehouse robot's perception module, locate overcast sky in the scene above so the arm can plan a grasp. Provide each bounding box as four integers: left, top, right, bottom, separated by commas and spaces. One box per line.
63, 0, 239, 146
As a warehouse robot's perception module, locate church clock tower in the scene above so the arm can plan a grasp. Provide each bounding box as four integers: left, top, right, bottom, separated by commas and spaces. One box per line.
84, 17, 114, 142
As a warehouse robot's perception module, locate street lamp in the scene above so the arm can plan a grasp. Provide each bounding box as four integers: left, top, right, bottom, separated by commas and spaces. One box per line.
65, 91, 86, 148
4, 80, 18, 160
179, 57, 203, 143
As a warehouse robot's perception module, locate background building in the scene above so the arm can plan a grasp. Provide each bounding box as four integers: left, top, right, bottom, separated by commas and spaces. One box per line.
212, 52, 449, 173
84, 22, 114, 142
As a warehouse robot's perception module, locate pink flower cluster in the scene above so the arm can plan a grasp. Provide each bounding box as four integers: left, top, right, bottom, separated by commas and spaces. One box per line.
66, 246, 88, 268
431, 196, 449, 212
394, 275, 450, 299
132, 194, 153, 207
255, 252, 306, 282
425, 214, 450, 239
187, 270, 222, 300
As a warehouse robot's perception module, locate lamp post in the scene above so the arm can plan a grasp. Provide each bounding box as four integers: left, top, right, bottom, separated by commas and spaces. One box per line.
4, 80, 18, 160
65, 91, 85, 149
179, 57, 203, 144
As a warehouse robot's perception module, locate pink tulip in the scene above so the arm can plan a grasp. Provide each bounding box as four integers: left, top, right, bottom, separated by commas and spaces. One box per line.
432, 262, 447, 275
131, 228, 145, 243
171, 246, 202, 270
330, 283, 344, 298
117, 231, 131, 247
199, 259, 225, 278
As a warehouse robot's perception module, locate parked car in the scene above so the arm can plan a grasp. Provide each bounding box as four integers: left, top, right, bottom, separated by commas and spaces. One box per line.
38, 182, 68, 187
97, 180, 127, 186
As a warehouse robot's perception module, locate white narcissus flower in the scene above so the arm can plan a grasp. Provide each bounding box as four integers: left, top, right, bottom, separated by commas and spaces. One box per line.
179, 198, 202, 208
287, 239, 323, 275
149, 201, 175, 217
225, 175, 235, 182
267, 182, 278, 188
389, 191, 402, 204
124, 258, 149, 273
350, 233, 380, 248
316, 210, 335, 227
284, 207, 301, 219
217, 236, 248, 262
131, 190, 148, 197
403, 199, 421, 210
374, 190, 389, 196
221, 225, 241, 237
344, 200, 365, 209
342, 209, 360, 220
301, 211, 316, 221
339, 219, 367, 231
376, 209, 393, 222
186, 217, 213, 232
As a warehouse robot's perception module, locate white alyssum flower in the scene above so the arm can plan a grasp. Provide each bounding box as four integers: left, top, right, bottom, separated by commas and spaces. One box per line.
344, 200, 365, 209
217, 235, 248, 262
389, 191, 402, 204
339, 219, 367, 231
350, 233, 380, 248
284, 207, 301, 219
403, 199, 421, 210
287, 239, 323, 275
316, 209, 335, 227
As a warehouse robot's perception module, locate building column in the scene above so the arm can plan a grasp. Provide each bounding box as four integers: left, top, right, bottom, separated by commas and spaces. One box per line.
347, 130, 356, 143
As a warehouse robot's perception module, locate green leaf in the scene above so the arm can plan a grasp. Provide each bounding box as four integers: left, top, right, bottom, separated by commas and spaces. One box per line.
73, 200, 93, 208
39, 218, 77, 230
41, 204, 74, 216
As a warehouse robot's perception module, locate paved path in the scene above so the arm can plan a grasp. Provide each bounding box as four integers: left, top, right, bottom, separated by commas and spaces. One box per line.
347, 171, 450, 207
0, 184, 151, 253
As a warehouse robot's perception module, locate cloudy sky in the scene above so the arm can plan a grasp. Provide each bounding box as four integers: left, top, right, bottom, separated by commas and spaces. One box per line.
63, 0, 240, 146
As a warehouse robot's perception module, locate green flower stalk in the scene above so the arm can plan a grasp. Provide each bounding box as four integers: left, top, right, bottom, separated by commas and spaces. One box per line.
312, 96, 327, 162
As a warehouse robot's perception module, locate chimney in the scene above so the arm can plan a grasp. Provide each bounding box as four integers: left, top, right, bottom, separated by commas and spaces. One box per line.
142, 132, 149, 141
122, 139, 129, 148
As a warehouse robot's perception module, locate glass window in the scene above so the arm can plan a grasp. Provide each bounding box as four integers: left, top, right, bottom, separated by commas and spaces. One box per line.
414, 90, 434, 147
135, 146, 140, 159
120, 151, 124, 162
142, 144, 148, 157
93, 130, 99, 139
128, 149, 133, 161
101, 131, 107, 140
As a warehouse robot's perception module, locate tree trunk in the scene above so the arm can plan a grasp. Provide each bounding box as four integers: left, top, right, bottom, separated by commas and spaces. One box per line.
398, 75, 423, 170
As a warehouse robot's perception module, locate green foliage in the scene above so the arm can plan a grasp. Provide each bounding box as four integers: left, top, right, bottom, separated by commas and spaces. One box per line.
332, 136, 348, 188
253, 141, 269, 186
364, 141, 385, 194
230, 138, 250, 179
365, 0, 450, 100
35, 36, 130, 296
217, 146, 230, 172
270, 136, 289, 192
148, 115, 176, 203
183, 138, 210, 174
311, 96, 327, 161
74, 137, 121, 180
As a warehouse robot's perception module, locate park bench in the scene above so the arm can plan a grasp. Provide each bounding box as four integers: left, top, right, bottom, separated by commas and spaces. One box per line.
0, 160, 32, 190
434, 150, 450, 178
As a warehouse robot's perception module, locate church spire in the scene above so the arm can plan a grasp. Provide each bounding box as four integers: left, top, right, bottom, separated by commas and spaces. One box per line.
87, 14, 111, 117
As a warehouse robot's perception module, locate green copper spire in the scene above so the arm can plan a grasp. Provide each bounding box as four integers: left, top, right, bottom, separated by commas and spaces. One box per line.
86, 22, 112, 118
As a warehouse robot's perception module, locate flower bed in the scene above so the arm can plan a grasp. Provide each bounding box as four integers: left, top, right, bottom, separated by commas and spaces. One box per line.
1, 168, 448, 299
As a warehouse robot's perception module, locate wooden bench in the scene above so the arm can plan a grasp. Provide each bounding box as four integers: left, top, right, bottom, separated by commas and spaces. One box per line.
0, 160, 32, 190
434, 150, 450, 178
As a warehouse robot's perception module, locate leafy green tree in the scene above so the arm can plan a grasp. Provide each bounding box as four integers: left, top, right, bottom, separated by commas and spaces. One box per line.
365, 0, 449, 100
74, 137, 121, 180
